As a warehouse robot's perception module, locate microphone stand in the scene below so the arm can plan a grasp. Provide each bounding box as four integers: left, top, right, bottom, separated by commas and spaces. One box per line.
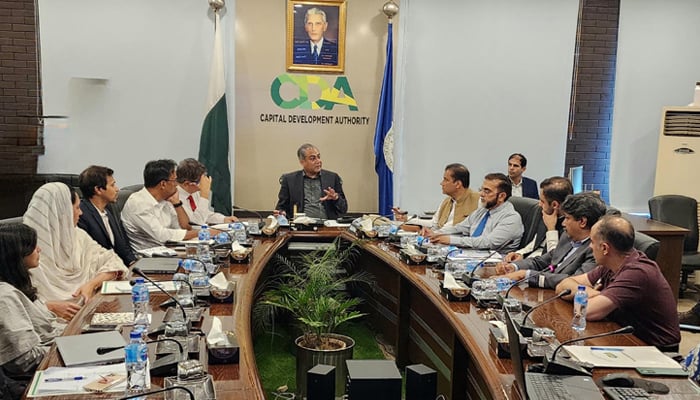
514, 289, 571, 337
232, 205, 264, 233
499, 265, 555, 305
462, 239, 514, 284
543, 326, 635, 376
119, 386, 194, 400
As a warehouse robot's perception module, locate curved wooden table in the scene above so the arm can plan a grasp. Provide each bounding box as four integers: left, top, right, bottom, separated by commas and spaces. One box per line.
29, 228, 693, 399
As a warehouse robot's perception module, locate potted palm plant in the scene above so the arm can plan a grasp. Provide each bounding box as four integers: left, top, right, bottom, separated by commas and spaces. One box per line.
254, 238, 373, 398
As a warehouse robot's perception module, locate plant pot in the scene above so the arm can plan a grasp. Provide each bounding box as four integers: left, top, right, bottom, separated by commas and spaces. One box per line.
295, 333, 355, 398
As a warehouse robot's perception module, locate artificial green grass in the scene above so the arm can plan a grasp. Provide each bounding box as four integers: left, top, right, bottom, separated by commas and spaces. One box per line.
254, 321, 386, 398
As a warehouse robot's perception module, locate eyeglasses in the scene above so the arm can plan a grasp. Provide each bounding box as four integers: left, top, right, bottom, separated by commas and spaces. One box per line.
478, 187, 502, 195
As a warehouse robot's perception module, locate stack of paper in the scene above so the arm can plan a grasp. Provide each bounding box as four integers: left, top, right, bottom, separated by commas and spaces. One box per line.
27, 363, 127, 397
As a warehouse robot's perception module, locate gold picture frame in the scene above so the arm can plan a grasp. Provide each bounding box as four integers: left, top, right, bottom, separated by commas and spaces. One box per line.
286, 0, 346, 73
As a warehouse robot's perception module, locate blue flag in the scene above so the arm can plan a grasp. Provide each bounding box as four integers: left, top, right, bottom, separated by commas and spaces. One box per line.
374, 22, 394, 216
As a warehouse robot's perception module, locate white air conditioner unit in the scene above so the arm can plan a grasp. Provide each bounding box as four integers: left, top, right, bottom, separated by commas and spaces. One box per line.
654, 106, 700, 249
654, 106, 700, 198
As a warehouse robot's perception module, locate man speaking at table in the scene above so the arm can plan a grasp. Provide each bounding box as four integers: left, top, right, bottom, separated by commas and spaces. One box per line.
276, 143, 347, 220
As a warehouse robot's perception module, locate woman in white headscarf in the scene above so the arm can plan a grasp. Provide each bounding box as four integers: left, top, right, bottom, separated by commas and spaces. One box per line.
23, 182, 128, 320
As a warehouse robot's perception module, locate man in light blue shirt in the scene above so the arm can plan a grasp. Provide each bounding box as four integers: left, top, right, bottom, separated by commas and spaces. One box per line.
429, 172, 523, 252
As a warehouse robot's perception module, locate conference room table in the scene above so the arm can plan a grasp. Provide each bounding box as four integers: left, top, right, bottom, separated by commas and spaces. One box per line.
28, 227, 695, 400
625, 213, 690, 302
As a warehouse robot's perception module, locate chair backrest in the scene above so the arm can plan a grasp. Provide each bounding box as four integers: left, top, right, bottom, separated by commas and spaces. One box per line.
633, 231, 660, 261
109, 184, 143, 222
648, 195, 699, 252
0, 216, 23, 226
508, 196, 543, 249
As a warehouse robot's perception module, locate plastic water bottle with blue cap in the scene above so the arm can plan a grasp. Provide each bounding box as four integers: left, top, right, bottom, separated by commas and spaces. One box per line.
198, 224, 210, 241
215, 232, 229, 244
232, 222, 247, 243
125, 329, 148, 393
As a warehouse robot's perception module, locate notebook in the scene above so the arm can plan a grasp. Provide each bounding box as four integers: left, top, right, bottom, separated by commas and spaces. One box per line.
132, 256, 180, 274
504, 311, 604, 400
55, 331, 126, 367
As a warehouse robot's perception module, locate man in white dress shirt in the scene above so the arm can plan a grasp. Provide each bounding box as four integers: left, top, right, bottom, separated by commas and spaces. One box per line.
176, 158, 237, 226
121, 159, 219, 250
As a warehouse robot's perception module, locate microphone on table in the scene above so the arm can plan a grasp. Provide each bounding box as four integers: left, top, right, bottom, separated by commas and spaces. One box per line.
97, 337, 186, 377
515, 289, 571, 337
543, 325, 635, 376
434, 247, 462, 270
500, 264, 555, 302
232, 205, 264, 232
458, 239, 514, 283
131, 267, 190, 335
119, 386, 194, 400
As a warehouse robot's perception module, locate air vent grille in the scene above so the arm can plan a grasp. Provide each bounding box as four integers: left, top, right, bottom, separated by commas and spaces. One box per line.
663, 109, 700, 137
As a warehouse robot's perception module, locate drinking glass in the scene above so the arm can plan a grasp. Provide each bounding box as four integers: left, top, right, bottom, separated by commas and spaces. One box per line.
164, 374, 215, 400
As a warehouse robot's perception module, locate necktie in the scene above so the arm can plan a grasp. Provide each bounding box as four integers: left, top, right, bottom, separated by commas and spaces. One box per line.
312, 44, 319, 64
187, 195, 197, 212
471, 211, 491, 237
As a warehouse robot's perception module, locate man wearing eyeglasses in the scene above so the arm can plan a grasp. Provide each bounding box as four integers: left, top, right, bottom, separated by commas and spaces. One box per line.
122, 159, 218, 250
428, 172, 523, 252
276, 143, 347, 219
176, 158, 237, 226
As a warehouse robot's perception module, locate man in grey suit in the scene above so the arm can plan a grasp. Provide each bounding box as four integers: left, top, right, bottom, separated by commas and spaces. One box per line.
495, 192, 606, 289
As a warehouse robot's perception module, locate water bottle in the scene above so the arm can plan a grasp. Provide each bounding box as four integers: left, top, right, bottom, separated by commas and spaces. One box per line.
232, 222, 247, 243
131, 278, 150, 332
197, 243, 216, 274
572, 285, 588, 332
125, 330, 148, 393
215, 232, 229, 244
198, 224, 211, 241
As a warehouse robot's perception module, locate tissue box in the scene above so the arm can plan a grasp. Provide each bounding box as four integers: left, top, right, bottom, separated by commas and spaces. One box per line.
230, 250, 251, 264
207, 333, 240, 364
489, 325, 526, 359
399, 249, 427, 265
439, 281, 470, 302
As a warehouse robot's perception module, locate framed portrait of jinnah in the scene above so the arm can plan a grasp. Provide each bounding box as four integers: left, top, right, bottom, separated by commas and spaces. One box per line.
286, 0, 347, 73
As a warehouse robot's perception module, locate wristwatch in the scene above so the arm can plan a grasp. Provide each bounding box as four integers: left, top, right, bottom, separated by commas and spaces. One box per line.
173, 201, 183, 208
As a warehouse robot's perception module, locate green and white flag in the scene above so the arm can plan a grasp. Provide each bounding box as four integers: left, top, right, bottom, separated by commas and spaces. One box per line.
199, 11, 231, 215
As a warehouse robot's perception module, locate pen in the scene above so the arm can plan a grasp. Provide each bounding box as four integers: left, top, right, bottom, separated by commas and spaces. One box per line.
44, 376, 87, 382
590, 347, 623, 351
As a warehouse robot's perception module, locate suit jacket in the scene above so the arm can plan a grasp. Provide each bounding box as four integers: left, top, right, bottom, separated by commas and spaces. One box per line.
78, 199, 136, 266
292, 38, 338, 66
513, 232, 595, 289
276, 170, 347, 219
521, 176, 539, 199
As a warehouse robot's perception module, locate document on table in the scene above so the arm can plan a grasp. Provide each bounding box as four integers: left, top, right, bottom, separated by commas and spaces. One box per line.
27, 363, 127, 397
101, 280, 177, 294
564, 345, 681, 368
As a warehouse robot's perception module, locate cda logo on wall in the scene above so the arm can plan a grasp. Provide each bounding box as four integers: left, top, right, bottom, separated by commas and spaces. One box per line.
271, 74, 358, 111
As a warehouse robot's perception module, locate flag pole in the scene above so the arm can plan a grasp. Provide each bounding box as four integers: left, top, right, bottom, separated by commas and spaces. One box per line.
374, 1, 399, 216
199, 0, 232, 215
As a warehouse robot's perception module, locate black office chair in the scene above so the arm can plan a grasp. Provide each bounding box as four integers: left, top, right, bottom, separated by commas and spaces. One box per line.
109, 184, 143, 222
633, 231, 660, 261
508, 196, 543, 251
648, 194, 700, 297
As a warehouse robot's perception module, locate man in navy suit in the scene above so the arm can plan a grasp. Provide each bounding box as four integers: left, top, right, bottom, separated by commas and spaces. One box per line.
77, 165, 136, 266
276, 143, 347, 219
292, 7, 338, 66
507, 153, 539, 199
